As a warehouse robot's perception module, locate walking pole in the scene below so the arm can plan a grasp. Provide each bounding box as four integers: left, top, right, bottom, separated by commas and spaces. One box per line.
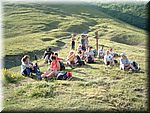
95, 30, 99, 51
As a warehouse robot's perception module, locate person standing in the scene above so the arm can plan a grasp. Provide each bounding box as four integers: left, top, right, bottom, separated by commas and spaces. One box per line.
71, 33, 77, 50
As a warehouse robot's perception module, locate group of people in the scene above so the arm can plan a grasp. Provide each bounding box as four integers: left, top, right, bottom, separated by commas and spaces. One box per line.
20, 33, 140, 80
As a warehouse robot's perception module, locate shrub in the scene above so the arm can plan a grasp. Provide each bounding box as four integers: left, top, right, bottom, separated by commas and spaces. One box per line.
2, 68, 25, 84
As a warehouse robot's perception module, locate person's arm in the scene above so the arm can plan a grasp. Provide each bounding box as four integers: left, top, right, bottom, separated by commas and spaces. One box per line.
57, 61, 60, 71
43, 51, 47, 59
104, 55, 107, 64
58, 57, 64, 60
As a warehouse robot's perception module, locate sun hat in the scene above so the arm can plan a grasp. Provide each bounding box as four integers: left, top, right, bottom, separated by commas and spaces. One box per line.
120, 53, 126, 56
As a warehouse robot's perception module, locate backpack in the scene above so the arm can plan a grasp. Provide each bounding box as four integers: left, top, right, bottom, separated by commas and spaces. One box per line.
59, 61, 65, 71
93, 49, 98, 58
87, 56, 94, 63
131, 61, 140, 71
56, 72, 72, 80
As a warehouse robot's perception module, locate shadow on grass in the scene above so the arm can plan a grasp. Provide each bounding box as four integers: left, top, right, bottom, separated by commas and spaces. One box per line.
84, 63, 100, 70
69, 76, 86, 82
4, 40, 66, 69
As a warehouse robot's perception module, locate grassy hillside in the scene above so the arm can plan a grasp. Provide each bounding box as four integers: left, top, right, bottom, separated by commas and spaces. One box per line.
2, 2, 148, 112
97, 2, 148, 30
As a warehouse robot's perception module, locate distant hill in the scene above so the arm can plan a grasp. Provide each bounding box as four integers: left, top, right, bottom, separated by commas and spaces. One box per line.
97, 2, 148, 30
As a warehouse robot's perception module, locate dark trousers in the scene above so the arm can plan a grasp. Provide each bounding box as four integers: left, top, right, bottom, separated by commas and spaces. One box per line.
72, 41, 75, 50
22, 65, 41, 79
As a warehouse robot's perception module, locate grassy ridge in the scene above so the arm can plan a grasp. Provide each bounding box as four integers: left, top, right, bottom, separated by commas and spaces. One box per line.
97, 3, 147, 30
3, 2, 148, 111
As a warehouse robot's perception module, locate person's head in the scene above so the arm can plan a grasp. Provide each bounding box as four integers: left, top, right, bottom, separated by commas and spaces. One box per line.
21, 55, 30, 64
79, 50, 82, 54
120, 53, 127, 59
72, 33, 77, 37
69, 51, 75, 56
51, 52, 54, 55
81, 34, 85, 38
55, 52, 58, 57
47, 47, 51, 51
88, 46, 92, 51
106, 50, 110, 55
110, 48, 113, 52
51, 55, 57, 61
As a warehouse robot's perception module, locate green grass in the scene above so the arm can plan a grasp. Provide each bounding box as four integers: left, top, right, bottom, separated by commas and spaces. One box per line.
2, 2, 148, 112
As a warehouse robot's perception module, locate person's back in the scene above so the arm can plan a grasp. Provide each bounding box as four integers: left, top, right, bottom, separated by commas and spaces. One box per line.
120, 57, 130, 65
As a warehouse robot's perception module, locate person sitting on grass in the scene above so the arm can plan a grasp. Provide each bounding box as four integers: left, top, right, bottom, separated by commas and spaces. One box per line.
119, 53, 135, 71
85, 46, 95, 63
104, 50, 114, 66
98, 45, 105, 59
41, 55, 60, 78
74, 55, 85, 67
54, 52, 64, 61
43, 47, 54, 64
78, 44, 82, 54
21, 55, 42, 80
55, 52, 65, 71
67, 50, 76, 69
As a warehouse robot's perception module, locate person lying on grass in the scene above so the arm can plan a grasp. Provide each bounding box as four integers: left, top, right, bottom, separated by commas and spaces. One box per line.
21, 55, 42, 80
119, 53, 136, 71
67, 50, 76, 69
104, 50, 114, 66
41, 55, 60, 78
85, 46, 95, 63
43, 47, 54, 64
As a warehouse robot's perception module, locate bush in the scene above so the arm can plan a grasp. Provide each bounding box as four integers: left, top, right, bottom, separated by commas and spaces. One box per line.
2, 68, 25, 84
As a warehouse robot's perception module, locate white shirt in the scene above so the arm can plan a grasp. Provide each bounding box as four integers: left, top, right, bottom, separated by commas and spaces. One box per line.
98, 49, 105, 56
104, 54, 113, 64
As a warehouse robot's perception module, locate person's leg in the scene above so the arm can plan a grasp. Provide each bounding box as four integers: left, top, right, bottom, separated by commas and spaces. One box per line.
107, 61, 110, 66
46, 71, 55, 78
33, 65, 42, 80
124, 65, 131, 70
129, 64, 136, 70
67, 61, 75, 69
22, 68, 31, 76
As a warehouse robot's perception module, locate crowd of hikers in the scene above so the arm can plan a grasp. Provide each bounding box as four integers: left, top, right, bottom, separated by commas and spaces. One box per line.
21, 33, 141, 80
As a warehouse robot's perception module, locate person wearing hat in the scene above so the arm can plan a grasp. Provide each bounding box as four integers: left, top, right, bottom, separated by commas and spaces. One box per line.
120, 53, 135, 71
